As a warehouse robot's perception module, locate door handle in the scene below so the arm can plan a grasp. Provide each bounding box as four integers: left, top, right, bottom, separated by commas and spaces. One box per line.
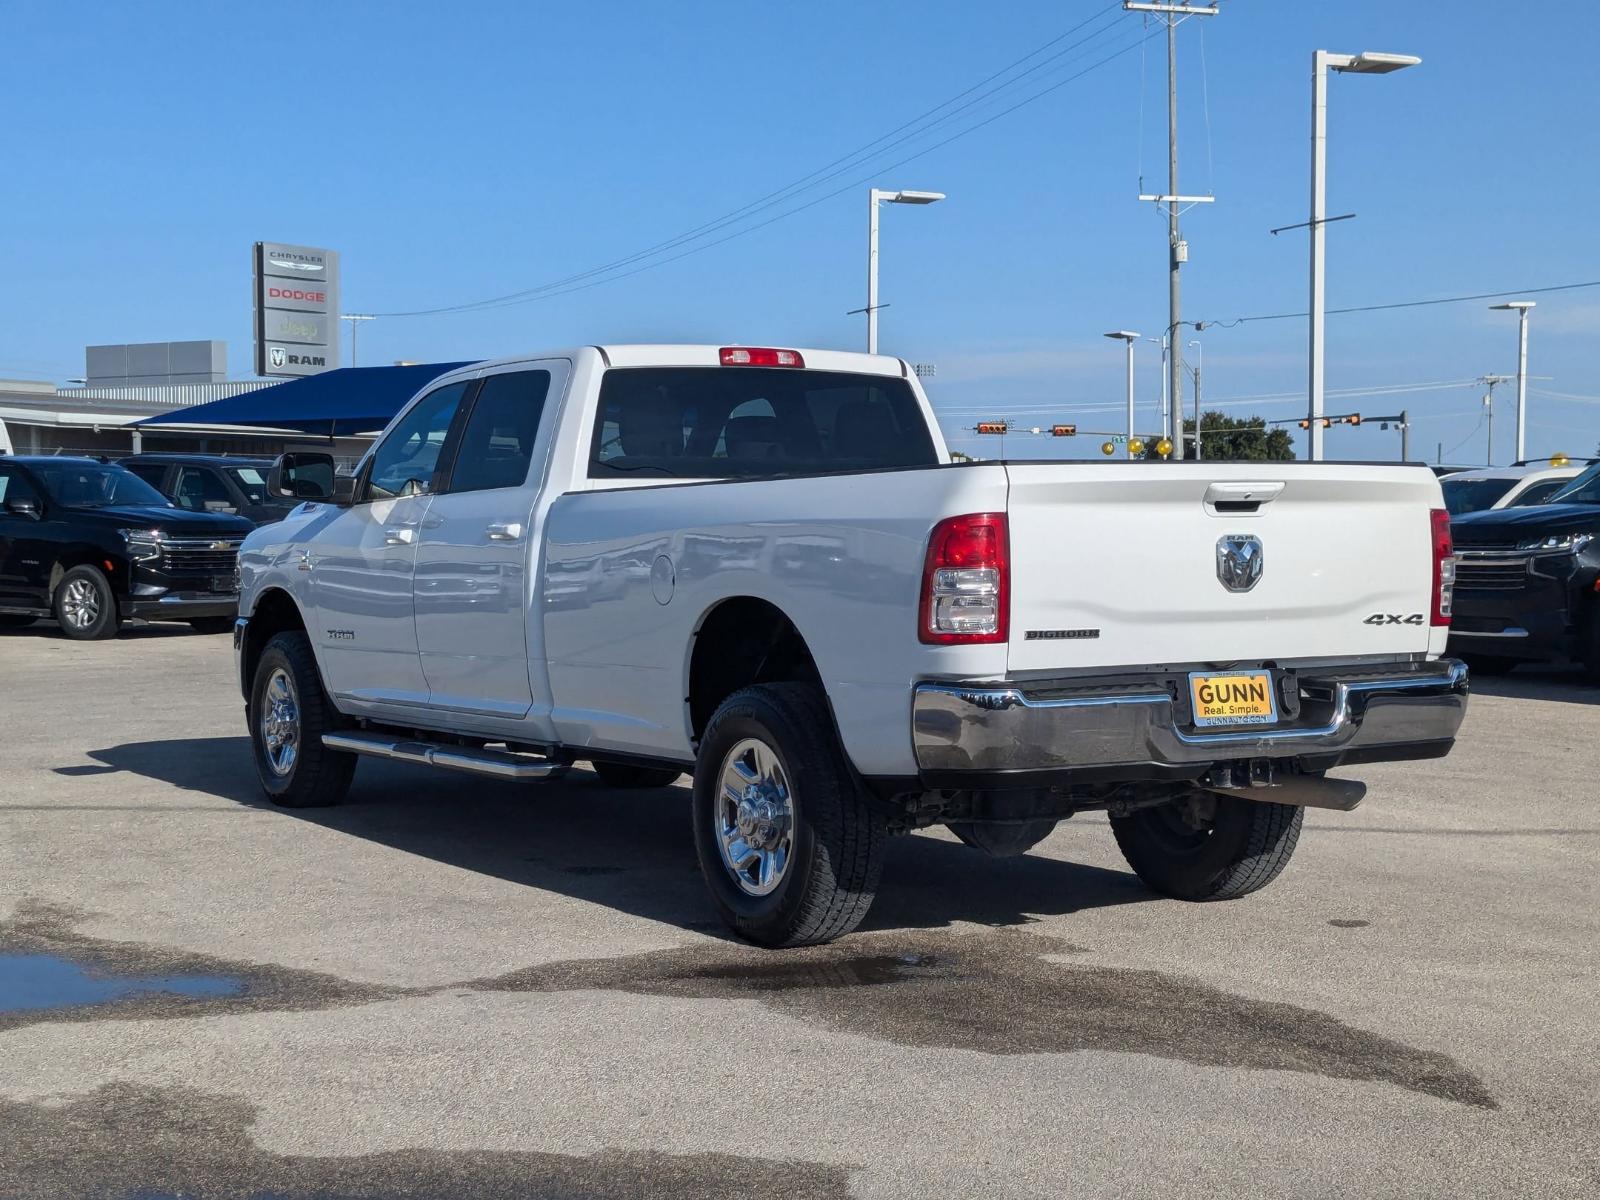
485, 522, 524, 542
384, 527, 416, 545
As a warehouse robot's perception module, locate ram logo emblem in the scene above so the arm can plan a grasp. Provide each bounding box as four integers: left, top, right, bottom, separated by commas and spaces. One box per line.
1216, 534, 1265, 593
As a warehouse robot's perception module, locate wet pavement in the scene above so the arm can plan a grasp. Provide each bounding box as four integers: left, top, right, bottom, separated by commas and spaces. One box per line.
1, 630, 1597, 1197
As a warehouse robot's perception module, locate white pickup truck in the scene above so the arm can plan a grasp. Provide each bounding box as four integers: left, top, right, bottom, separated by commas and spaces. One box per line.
235, 344, 1468, 946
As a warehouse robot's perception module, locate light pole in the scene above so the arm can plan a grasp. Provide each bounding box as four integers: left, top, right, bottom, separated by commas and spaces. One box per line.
1104, 331, 1139, 459
1187, 337, 1203, 460
1490, 301, 1535, 461
1307, 50, 1420, 461
340, 313, 376, 367
865, 188, 944, 354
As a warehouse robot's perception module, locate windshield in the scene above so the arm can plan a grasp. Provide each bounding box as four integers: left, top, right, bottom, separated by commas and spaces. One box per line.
1547, 462, 1600, 506
225, 466, 273, 505
31, 461, 173, 509
1441, 476, 1516, 515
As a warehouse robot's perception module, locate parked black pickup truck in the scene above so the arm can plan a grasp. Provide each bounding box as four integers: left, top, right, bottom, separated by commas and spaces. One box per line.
1448, 459, 1600, 678
0, 456, 252, 639
121, 453, 299, 526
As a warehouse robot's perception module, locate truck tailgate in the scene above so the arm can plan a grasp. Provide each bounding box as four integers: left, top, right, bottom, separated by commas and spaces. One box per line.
1004, 462, 1443, 673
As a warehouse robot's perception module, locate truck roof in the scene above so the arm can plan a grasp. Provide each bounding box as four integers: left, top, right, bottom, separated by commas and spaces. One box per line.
444, 344, 911, 379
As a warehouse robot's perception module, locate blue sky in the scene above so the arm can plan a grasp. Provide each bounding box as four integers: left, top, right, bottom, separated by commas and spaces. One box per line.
4, 1, 1598, 463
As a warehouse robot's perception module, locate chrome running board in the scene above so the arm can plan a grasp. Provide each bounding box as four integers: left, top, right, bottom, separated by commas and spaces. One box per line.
322, 732, 564, 781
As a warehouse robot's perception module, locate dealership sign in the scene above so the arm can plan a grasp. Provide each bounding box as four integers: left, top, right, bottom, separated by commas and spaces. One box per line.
253, 242, 340, 377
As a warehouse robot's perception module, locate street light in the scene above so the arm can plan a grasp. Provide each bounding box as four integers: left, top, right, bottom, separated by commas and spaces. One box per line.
1307, 49, 1420, 461
1187, 338, 1203, 460
1490, 301, 1535, 461
866, 188, 944, 354
1104, 331, 1139, 459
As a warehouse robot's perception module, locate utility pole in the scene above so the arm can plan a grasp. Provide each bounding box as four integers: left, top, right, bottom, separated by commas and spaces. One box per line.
340, 314, 376, 367
1490, 301, 1535, 461
1187, 338, 1202, 459
1480, 375, 1511, 466
1127, 2, 1217, 462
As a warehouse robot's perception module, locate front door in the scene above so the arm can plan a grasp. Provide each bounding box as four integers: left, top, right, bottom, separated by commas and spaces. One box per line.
413, 365, 558, 717
309, 379, 472, 706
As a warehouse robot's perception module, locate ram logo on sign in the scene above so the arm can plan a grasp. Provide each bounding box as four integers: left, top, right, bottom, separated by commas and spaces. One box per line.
253, 242, 340, 378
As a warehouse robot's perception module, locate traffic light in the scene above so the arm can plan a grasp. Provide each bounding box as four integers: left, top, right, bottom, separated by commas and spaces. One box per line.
1050, 424, 1077, 437
975, 421, 1008, 435
1297, 417, 1333, 430
1345, 413, 1362, 426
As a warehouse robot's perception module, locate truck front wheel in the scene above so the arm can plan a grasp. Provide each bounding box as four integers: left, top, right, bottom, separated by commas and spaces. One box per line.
1110, 791, 1302, 901
692, 684, 887, 947
249, 631, 355, 809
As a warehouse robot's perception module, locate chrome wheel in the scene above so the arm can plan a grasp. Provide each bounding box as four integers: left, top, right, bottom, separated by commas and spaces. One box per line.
715, 737, 794, 897
60, 578, 100, 630
260, 667, 301, 778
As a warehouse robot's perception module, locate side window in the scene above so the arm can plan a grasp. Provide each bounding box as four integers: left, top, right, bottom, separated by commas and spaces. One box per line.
174, 466, 235, 512
1509, 479, 1565, 507
446, 370, 551, 494
124, 463, 169, 491
0, 467, 37, 508
365, 382, 470, 501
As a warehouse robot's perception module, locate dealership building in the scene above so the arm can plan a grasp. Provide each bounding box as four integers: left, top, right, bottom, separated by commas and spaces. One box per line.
0, 340, 374, 464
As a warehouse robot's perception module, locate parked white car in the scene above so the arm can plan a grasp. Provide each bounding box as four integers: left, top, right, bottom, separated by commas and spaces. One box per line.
233, 344, 1469, 945
1441, 463, 1583, 516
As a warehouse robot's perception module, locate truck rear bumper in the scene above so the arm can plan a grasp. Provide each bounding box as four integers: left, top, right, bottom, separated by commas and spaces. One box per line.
911, 659, 1468, 785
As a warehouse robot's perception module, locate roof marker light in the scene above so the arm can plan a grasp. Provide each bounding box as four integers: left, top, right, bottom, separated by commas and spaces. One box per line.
719, 347, 805, 368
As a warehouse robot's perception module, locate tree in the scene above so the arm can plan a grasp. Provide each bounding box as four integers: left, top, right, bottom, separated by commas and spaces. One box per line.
1140, 412, 1296, 461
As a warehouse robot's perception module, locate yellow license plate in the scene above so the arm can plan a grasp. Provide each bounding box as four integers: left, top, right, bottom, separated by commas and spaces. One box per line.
1188, 671, 1278, 728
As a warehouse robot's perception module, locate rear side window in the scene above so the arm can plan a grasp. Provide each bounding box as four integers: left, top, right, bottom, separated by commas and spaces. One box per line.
588, 367, 937, 479
447, 370, 551, 494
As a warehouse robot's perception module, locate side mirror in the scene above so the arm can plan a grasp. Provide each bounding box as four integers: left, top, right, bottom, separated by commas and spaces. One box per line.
267, 452, 338, 504
4, 497, 40, 519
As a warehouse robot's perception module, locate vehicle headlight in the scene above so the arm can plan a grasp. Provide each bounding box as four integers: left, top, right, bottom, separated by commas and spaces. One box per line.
1516, 531, 1595, 553
119, 529, 165, 562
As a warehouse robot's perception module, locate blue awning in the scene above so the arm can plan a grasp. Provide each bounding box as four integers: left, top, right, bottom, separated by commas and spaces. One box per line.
136, 362, 475, 436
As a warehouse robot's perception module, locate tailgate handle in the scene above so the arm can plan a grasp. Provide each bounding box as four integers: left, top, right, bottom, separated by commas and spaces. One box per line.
1204, 481, 1284, 515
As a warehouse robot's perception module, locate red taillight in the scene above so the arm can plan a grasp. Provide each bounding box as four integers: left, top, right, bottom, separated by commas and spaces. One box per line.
719, 347, 805, 368
919, 513, 1009, 645
1430, 507, 1454, 627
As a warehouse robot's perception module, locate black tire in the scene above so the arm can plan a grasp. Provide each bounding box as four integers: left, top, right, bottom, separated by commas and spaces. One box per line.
188, 616, 236, 635
947, 819, 1059, 857
1579, 607, 1600, 685
1460, 652, 1517, 678
1110, 792, 1302, 901
249, 630, 355, 808
692, 683, 887, 947
52, 565, 120, 640
0, 614, 35, 628
591, 761, 682, 789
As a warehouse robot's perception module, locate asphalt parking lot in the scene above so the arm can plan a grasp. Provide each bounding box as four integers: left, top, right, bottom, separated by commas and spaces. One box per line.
1, 622, 1597, 1199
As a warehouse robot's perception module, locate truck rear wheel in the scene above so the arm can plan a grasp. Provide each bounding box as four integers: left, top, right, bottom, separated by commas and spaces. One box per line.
1110, 791, 1302, 901
249, 630, 355, 809
692, 683, 886, 947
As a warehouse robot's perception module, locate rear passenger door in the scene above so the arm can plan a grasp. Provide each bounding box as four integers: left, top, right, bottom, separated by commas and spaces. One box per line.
413, 363, 562, 717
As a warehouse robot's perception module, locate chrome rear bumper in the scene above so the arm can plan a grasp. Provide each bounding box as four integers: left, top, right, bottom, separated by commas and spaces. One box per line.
911, 659, 1468, 779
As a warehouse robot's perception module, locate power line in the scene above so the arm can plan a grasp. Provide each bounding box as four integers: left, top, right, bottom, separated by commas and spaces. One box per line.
1201, 279, 1600, 328
370, 5, 1130, 318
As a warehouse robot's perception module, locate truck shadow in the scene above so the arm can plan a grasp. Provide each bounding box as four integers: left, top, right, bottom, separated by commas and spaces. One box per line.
1467, 664, 1596, 706
69, 736, 1156, 935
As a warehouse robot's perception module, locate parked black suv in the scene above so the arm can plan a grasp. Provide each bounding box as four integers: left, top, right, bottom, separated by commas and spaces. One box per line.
0, 456, 252, 639
121, 453, 298, 526
1448, 459, 1600, 678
